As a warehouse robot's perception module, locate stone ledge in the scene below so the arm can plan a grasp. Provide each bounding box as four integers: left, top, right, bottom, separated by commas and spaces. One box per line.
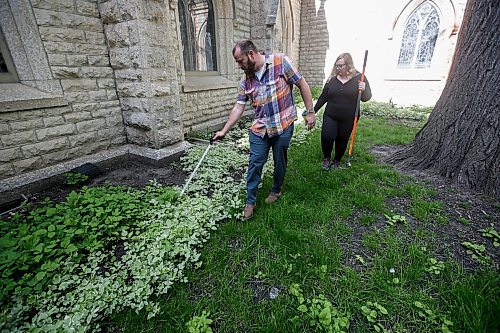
0, 142, 193, 205
0, 83, 67, 112
182, 75, 238, 93
127, 141, 192, 162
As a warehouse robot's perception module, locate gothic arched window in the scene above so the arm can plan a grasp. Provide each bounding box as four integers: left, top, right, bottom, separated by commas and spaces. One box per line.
178, 0, 217, 71
398, 1, 440, 69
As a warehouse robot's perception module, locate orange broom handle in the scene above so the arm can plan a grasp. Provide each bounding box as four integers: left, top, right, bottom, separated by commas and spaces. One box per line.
348, 50, 368, 157
348, 120, 358, 157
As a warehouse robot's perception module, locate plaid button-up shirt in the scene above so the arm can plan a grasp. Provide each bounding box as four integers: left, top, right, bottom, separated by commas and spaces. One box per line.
237, 53, 302, 138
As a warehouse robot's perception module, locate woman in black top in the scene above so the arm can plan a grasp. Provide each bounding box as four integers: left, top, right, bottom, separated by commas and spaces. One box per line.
314, 53, 372, 170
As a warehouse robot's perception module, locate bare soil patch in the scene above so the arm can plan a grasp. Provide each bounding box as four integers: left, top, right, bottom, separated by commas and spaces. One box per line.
28, 159, 189, 205
363, 144, 500, 269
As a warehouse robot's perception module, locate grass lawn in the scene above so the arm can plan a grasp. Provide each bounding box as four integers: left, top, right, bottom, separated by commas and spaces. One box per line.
109, 115, 499, 333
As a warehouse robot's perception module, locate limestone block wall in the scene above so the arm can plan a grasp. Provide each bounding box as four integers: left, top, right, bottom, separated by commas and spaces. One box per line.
0, 0, 305, 183
180, 0, 304, 131
231, 0, 251, 83
0, 0, 126, 180
99, 0, 184, 148
249, 0, 269, 52
299, 0, 329, 86
250, 0, 302, 63
181, 88, 237, 131
234, 0, 251, 41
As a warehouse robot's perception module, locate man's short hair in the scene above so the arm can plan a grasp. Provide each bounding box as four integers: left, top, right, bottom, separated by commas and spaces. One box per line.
233, 39, 258, 55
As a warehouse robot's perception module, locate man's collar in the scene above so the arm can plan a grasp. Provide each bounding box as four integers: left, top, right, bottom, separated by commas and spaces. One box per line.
264, 53, 273, 65
255, 53, 270, 72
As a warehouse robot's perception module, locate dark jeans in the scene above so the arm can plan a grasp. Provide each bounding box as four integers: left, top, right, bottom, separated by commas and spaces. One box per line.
246, 124, 294, 205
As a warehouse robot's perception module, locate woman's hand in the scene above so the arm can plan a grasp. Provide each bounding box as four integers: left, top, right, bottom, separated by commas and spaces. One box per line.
358, 81, 366, 92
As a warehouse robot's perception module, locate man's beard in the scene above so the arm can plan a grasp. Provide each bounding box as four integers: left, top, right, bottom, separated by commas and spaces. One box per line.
244, 59, 257, 76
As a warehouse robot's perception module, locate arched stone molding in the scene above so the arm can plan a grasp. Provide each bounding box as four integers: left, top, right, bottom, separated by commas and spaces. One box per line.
276, 0, 295, 56
388, 0, 459, 80
287, 0, 295, 43
214, 0, 236, 79
0, 0, 66, 112
391, 0, 458, 38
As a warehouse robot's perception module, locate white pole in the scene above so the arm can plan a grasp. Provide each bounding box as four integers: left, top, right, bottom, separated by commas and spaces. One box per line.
179, 144, 212, 197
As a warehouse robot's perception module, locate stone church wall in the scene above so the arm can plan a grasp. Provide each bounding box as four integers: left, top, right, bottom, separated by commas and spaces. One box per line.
0, 0, 126, 180
298, 0, 328, 86
0, 0, 306, 186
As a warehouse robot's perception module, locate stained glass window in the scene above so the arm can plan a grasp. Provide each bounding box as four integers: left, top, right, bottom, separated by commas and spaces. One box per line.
398, 2, 440, 69
178, 0, 217, 71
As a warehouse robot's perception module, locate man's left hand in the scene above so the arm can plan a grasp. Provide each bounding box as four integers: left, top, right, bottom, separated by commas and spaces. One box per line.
306, 113, 316, 130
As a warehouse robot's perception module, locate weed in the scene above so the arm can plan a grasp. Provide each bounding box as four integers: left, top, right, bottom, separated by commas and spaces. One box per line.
461, 241, 491, 265
63, 172, 88, 185
186, 311, 213, 333
355, 255, 366, 265
457, 217, 471, 225
289, 283, 350, 332
384, 213, 408, 227
413, 301, 453, 333
426, 258, 445, 275
362, 101, 431, 121
361, 301, 390, 333
480, 225, 499, 247
4, 110, 497, 332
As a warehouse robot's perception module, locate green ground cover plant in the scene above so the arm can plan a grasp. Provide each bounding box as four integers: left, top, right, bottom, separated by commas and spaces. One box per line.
362, 101, 432, 122
63, 172, 89, 185
0, 143, 249, 331
1, 98, 498, 332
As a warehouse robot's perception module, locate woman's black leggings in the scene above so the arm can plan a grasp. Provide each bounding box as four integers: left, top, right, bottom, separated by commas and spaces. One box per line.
321, 113, 354, 162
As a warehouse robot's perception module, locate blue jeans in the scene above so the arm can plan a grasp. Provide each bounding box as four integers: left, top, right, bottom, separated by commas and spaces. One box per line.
246, 124, 294, 205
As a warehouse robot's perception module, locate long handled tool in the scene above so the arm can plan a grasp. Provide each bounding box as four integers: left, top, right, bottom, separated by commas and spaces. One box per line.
179, 138, 214, 197
347, 50, 368, 167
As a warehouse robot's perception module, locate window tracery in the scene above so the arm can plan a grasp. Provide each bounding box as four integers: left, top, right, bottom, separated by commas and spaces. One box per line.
398, 2, 440, 69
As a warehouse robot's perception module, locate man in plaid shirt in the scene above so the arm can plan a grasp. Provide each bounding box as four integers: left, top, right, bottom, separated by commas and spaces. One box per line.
213, 40, 315, 220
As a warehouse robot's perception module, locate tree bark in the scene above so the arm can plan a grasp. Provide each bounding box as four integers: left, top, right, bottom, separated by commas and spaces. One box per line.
388, 0, 500, 199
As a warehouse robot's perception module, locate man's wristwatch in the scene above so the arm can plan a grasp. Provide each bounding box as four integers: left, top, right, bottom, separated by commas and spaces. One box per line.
307, 107, 315, 114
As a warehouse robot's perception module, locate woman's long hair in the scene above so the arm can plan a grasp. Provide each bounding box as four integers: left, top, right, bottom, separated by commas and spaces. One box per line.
326, 53, 357, 82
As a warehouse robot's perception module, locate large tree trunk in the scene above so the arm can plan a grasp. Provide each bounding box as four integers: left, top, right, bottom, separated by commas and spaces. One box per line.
388, 0, 500, 199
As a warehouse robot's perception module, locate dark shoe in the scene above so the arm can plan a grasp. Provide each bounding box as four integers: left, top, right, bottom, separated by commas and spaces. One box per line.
264, 192, 281, 204
322, 158, 331, 170
243, 204, 255, 220
330, 160, 340, 169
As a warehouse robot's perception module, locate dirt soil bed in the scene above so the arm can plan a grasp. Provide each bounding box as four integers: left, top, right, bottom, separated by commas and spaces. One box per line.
28, 159, 189, 204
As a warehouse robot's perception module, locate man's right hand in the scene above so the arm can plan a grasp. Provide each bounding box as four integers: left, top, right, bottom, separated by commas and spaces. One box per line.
212, 130, 226, 142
